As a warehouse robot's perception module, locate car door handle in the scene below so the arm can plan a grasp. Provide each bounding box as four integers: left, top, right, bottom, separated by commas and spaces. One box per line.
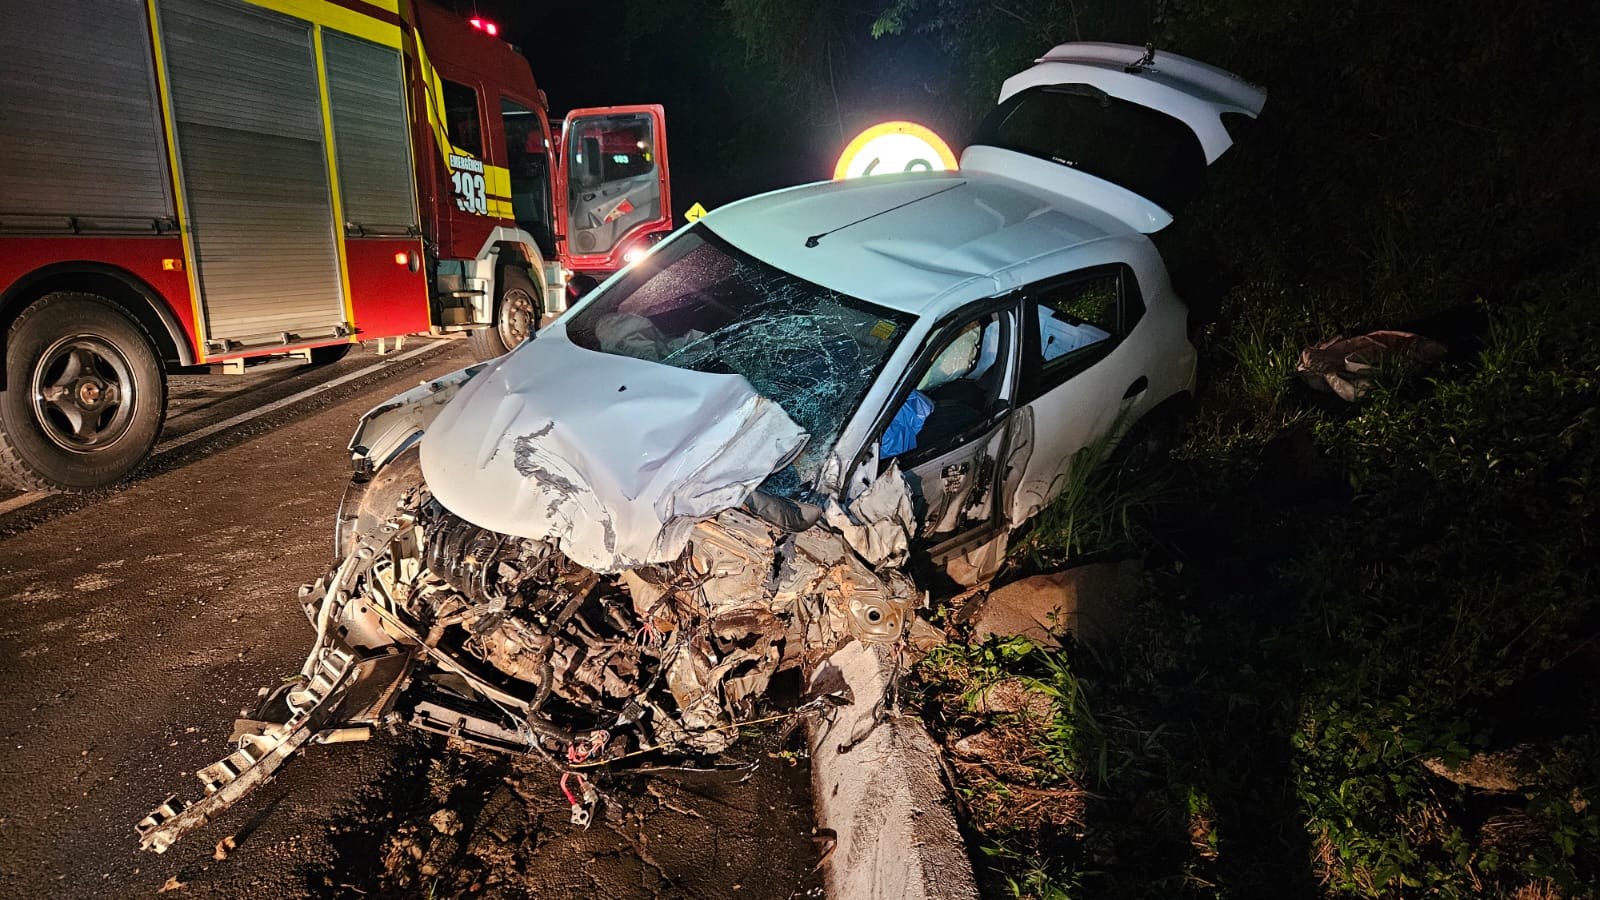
1123, 376, 1149, 399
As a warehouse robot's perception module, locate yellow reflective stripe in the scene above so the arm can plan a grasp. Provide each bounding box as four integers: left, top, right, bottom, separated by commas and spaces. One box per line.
312, 27, 358, 337
239, 0, 401, 48
484, 164, 509, 199
359, 0, 397, 13
388, 21, 432, 327
145, 0, 209, 362
413, 36, 454, 169
412, 40, 507, 220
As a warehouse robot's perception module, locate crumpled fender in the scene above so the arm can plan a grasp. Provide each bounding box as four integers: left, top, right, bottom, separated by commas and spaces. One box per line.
346, 361, 491, 474
334, 362, 488, 557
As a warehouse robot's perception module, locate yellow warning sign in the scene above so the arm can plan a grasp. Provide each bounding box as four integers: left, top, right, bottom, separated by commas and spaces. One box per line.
834, 121, 957, 181
684, 201, 708, 222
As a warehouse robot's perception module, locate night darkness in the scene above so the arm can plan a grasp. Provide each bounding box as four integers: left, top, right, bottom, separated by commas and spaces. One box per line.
447, 0, 971, 222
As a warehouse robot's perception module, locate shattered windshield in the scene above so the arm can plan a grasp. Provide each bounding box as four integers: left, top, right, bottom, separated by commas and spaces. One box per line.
566, 226, 914, 491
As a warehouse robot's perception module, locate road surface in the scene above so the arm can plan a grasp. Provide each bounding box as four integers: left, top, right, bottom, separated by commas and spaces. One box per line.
0, 338, 820, 898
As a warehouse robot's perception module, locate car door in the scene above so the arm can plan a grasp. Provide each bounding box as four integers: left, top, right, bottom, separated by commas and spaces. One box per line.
1008, 263, 1150, 524
864, 302, 1020, 563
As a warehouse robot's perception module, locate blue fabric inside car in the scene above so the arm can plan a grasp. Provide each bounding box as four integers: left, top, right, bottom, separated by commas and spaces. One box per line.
881, 390, 934, 458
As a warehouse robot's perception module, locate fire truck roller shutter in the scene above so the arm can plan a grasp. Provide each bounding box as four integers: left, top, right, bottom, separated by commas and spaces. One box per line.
323, 31, 418, 234
158, 0, 346, 348
0, 0, 174, 227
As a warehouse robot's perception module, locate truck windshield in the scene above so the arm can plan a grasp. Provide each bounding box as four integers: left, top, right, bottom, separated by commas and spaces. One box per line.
565, 226, 914, 489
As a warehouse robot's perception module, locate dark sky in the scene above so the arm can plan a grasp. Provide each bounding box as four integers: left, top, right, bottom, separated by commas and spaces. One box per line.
438, 0, 967, 220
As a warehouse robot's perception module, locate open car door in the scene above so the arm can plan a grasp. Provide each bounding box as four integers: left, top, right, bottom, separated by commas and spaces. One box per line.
557, 105, 671, 274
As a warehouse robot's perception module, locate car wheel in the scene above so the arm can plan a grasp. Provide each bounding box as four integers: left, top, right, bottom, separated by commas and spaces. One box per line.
468, 266, 541, 360
0, 292, 168, 492
1114, 401, 1187, 479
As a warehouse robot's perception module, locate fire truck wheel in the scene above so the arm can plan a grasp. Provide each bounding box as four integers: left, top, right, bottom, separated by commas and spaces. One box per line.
469, 266, 541, 360
0, 292, 168, 492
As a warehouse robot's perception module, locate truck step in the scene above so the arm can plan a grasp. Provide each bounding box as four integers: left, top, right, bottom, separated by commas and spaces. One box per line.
217, 350, 313, 375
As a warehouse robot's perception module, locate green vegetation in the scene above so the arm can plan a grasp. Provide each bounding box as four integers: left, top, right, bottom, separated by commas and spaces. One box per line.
1011, 419, 1166, 569
851, 2, 1600, 897
920, 265, 1599, 897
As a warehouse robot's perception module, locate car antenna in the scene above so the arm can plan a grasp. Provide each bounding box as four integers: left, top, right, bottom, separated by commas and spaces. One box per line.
1124, 43, 1157, 73
804, 181, 966, 248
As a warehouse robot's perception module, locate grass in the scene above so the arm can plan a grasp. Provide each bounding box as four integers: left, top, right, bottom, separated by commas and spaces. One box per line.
1010, 414, 1169, 571
912, 259, 1600, 898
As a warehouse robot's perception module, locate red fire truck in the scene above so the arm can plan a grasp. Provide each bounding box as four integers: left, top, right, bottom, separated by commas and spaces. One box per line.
0, 0, 672, 492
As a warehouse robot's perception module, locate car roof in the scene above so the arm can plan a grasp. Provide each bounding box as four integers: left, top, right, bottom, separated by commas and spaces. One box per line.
701, 153, 1151, 318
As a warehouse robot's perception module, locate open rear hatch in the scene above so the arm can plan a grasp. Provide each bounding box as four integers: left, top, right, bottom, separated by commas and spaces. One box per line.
966, 42, 1266, 231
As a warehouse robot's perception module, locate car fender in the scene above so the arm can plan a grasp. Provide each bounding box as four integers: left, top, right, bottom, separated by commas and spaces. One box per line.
346, 362, 490, 473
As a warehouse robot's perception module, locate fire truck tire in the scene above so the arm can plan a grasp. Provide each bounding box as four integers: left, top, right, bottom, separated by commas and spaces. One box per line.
468, 266, 541, 360
0, 292, 168, 493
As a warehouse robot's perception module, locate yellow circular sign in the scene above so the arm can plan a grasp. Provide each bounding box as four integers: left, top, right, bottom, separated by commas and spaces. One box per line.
833, 121, 958, 181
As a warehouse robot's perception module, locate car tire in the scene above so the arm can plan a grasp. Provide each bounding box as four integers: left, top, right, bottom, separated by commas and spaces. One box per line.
468, 266, 541, 360
308, 342, 353, 365
1114, 399, 1188, 479
0, 292, 168, 492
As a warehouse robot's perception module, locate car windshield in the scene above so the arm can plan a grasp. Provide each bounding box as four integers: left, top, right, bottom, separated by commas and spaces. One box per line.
566, 226, 914, 493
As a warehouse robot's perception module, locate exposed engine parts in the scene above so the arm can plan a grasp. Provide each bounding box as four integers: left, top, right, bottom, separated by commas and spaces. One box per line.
138, 457, 920, 853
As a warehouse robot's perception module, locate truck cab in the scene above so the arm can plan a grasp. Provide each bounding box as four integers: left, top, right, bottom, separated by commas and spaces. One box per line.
411, 2, 671, 357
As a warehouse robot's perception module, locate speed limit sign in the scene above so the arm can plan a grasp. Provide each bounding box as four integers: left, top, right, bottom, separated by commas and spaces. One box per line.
833, 121, 958, 180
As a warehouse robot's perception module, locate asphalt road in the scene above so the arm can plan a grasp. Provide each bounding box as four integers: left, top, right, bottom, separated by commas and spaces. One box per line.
0, 338, 819, 899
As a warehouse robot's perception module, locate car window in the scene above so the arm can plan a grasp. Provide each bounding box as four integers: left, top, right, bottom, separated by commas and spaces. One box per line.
1022, 265, 1143, 402
882, 312, 1009, 464
565, 225, 914, 493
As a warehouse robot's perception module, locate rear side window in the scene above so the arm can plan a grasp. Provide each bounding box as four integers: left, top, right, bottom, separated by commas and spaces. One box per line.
442, 79, 482, 156
972, 84, 1206, 211
1022, 265, 1144, 401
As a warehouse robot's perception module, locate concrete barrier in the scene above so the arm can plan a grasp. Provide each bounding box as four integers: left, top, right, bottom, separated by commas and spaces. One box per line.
807, 641, 979, 900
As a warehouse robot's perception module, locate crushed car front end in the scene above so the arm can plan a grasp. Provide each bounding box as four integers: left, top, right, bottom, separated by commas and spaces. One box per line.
138, 231, 928, 853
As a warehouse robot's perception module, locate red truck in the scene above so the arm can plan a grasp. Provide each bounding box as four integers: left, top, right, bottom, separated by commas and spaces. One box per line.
0, 0, 672, 492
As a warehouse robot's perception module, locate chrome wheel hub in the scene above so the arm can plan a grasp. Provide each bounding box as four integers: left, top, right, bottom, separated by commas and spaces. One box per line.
32, 336, 135, 451
498, 288, 537, 348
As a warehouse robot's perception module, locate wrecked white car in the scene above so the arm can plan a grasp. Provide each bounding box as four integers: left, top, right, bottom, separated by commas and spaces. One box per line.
138, 43, 1263, 853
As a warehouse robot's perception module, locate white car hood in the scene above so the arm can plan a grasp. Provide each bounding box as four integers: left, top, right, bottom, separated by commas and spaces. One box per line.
420, 329, 809, 573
